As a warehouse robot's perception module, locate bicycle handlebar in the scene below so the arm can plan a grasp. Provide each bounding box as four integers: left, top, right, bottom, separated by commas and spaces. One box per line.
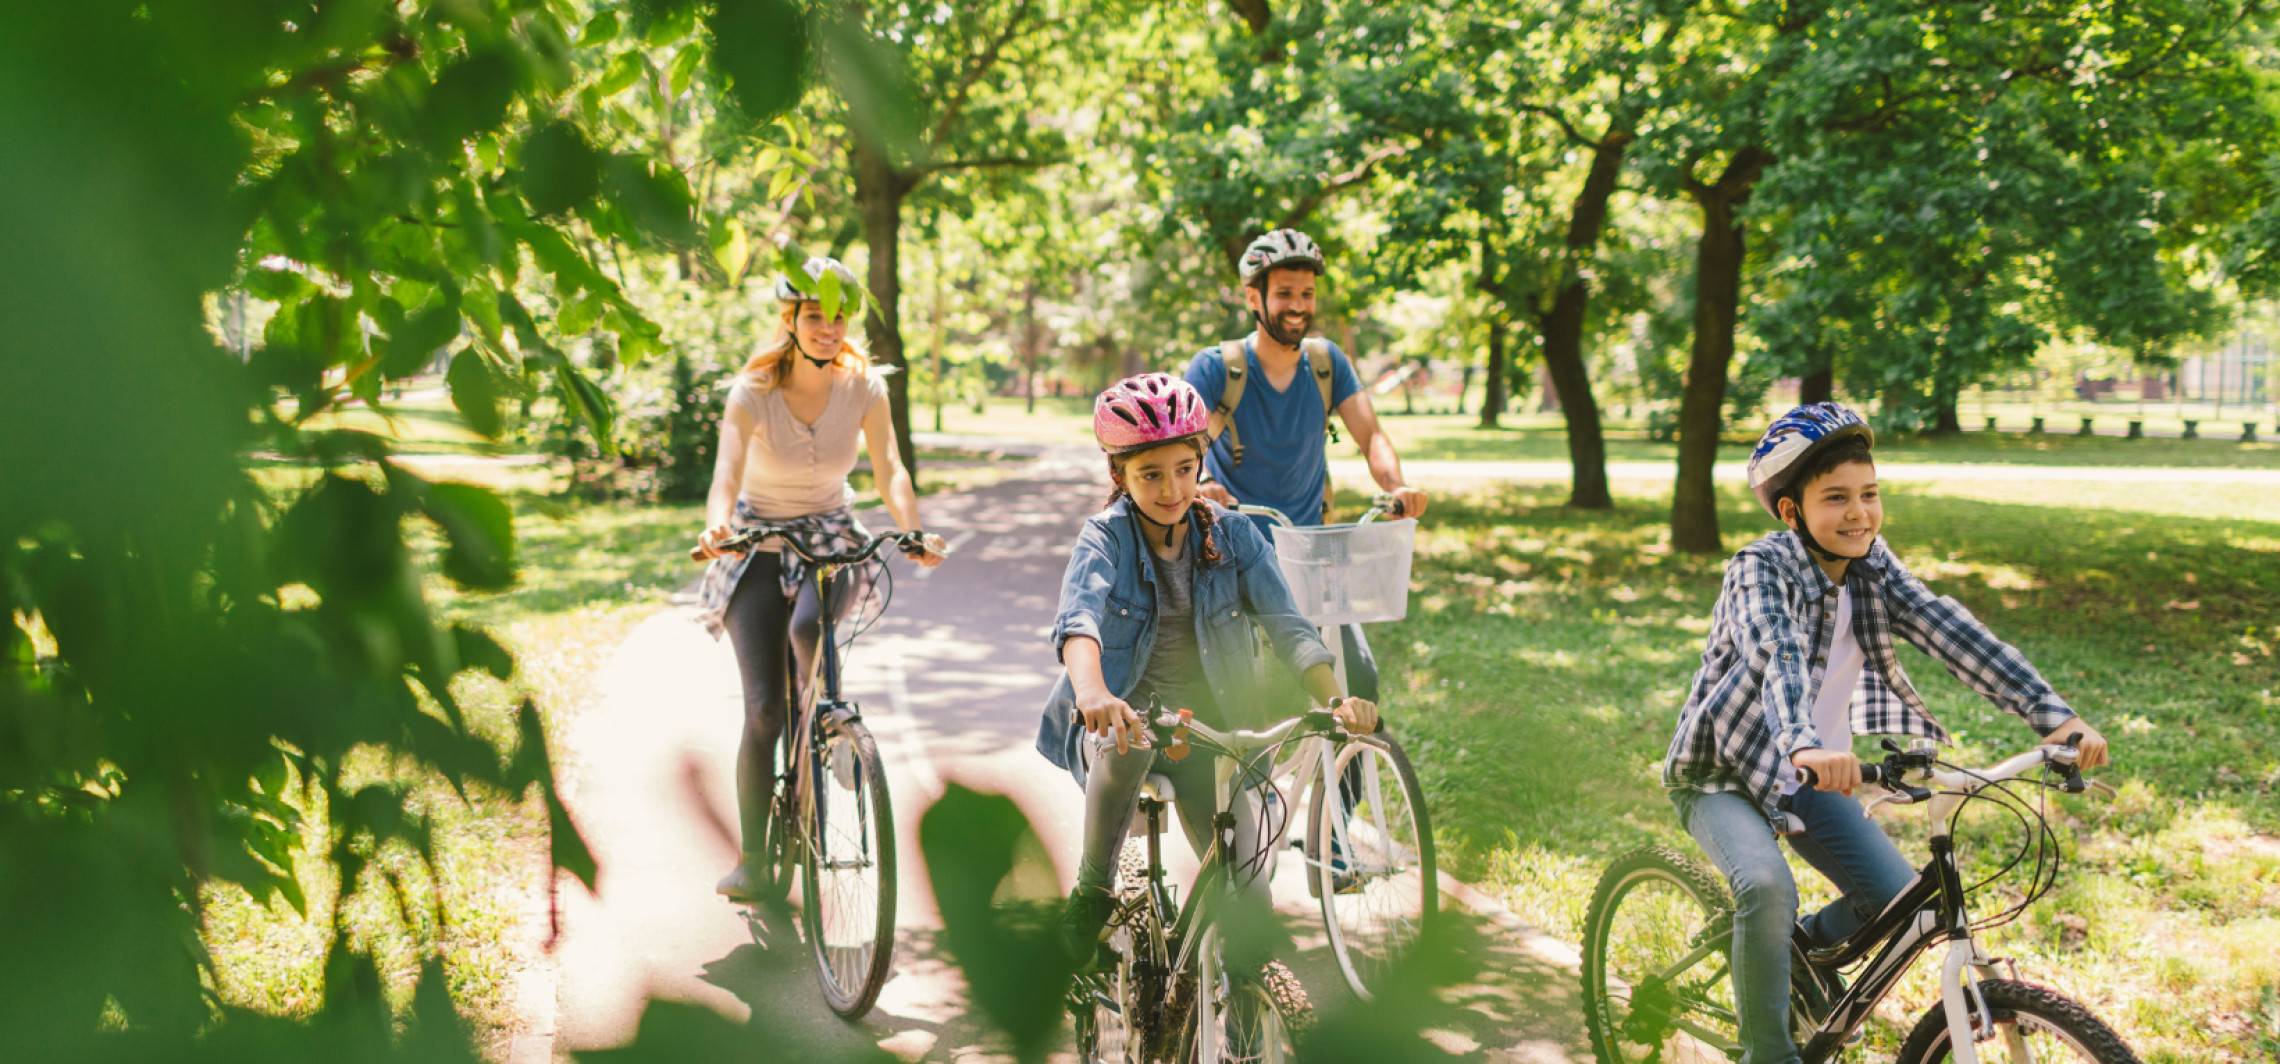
690, 526, 930, 566
1784, 734, 2111, 822
1236, 492, 1406, 529
1141, 701, 1345, 762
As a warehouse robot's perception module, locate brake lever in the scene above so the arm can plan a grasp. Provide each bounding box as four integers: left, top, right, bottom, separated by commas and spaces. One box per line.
2087, 779, 2117, 799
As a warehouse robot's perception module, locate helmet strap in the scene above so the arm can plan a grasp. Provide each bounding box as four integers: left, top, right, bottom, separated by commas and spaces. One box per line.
1253, 307, 1306, 347
1132, 505, 1183, 550
1781, 493, 1851, 564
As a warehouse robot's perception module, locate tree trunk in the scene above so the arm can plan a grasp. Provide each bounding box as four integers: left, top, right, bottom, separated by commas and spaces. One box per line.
1798, 363, 1833, 405
1672, 150, 1767, 554
1532, 132, 1630, 510
1929, 373, 1962, 434
855, 138, 919, 477
1021, 281, 1038, 414
1479, 314, 1507, 429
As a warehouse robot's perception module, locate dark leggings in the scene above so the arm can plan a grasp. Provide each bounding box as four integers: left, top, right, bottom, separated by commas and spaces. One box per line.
720, 551, 840, 850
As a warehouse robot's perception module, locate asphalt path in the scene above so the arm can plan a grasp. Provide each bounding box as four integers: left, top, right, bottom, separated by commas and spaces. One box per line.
523, 443, 1591, 1063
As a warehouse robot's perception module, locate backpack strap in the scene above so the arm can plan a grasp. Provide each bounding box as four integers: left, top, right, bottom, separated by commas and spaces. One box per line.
1207, 338, 1250, 467
1301, 338, 1341, 522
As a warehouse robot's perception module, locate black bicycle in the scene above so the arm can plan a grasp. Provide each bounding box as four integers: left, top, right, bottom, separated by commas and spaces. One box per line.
1582, 737, 2137, 1064
690, 526, 928, 1019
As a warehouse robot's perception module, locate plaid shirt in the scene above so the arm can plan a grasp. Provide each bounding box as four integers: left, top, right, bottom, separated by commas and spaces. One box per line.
1664, 531, 2077, 819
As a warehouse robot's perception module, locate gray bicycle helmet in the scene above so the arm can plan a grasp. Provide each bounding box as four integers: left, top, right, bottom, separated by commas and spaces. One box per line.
774, 256, 863, 311
1238, 229, 1327, 286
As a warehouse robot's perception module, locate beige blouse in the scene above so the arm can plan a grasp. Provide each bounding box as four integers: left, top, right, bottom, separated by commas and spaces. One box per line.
719, 366, 890, 521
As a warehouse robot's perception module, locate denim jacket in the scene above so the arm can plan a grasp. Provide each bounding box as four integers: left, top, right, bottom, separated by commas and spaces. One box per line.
1036, 497, 1336, 784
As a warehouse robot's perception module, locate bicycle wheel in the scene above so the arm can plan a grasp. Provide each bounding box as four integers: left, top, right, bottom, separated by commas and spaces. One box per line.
801, 717, 896, 1019
1074, 842, 1158, 1064
1894, 980, 2141, 1064
1183, 958, 1313, 1064
1306, 733, 1437, 999
1581, 845, 1820, 1063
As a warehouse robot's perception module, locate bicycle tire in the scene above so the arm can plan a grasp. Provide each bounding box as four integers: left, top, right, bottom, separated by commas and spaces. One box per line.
1581, 845, 1822, 1063
1073, 851, 1157, 1064
1893, 980, 2141, 1064
1305, 732, 1437, 1000
801, 718, 896, 1019
1181, 960, 1313, 1064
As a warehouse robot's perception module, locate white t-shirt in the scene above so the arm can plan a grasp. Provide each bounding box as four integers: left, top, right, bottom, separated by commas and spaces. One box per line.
1780, 586, 1865, 794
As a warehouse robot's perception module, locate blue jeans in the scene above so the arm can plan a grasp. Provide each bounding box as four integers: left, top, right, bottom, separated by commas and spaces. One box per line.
1673, 788, 1918, 1064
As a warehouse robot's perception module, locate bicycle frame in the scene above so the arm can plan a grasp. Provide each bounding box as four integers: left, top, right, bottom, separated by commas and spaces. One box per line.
1777, 744, 2098, 1064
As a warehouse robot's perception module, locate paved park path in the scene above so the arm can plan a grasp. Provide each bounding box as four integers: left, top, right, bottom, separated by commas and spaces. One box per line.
519, 442, 1592, 1063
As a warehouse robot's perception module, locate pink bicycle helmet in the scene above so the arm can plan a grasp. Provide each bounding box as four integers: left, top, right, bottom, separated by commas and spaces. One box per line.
1094, 373, 1209, 453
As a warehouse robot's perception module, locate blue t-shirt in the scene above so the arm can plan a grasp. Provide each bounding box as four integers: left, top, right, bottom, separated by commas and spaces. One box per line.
1182, 339, 1363, 528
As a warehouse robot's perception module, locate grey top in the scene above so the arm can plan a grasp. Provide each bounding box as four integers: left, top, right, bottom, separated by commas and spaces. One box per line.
1131, 540, 1221, 726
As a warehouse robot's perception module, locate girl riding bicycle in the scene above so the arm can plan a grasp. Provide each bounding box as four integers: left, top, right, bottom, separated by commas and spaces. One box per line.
1663, 402, 2113, 1064
1040, 373, 1377, 966
694, 257, 948, 900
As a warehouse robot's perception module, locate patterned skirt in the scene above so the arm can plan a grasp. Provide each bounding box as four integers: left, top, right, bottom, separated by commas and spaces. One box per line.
693, 501, 878, 639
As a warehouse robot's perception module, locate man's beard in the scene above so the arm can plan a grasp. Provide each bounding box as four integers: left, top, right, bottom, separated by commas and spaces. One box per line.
1257, 309, 1312, 346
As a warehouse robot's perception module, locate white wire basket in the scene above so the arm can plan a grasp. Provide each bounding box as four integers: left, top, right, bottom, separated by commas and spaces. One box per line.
1269, 518, 1417, 626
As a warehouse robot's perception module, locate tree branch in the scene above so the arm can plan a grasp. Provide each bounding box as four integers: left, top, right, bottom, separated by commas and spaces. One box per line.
1278, 143, 1407, 230
929, 0, 1036, 149
1516, 102, 1602, 150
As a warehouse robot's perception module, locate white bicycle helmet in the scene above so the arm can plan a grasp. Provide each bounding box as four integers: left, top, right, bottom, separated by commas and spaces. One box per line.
1238, 229, 1327, 286
774, 256, 863, 310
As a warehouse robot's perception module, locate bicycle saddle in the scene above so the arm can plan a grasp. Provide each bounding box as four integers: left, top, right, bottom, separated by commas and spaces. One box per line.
1139, 775, 1177, 802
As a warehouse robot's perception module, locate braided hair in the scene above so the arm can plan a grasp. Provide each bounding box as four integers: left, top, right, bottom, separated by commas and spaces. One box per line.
1105, 438, 1223, 568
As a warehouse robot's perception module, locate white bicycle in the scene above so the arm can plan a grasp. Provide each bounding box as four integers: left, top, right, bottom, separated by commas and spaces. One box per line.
1238, 494, 1437, 1001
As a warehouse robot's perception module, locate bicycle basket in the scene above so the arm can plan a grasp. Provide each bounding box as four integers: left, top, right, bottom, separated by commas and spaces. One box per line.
1269, 518, 1416, 626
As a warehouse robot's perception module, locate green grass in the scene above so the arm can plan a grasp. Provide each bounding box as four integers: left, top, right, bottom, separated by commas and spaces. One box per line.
1368, 482, 2280, 1061
1382, 420, 2280, 469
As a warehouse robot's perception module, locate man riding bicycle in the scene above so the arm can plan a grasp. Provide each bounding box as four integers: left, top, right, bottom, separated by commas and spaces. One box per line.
1181, 228, 1428, 704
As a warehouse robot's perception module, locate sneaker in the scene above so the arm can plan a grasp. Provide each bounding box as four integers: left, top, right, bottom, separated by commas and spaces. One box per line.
716, 852, 766, 902
1058, 885, 1116, 972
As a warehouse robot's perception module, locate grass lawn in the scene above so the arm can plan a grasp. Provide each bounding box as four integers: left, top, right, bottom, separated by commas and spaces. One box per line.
1367, 480, 2280, 1061
1377, 415, 2280, 469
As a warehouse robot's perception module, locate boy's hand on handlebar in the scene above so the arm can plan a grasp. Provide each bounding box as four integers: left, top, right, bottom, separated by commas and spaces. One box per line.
2054, 719, 2110, 771
1791, 748, 1861, 796
1077, 691, 1146, 754
696, 524, 746, 559
1332, 697, 1378, 735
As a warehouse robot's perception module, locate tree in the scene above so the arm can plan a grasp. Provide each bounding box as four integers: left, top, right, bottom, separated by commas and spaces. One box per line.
0, 0, 813, 1048
823, 0, 1091, 477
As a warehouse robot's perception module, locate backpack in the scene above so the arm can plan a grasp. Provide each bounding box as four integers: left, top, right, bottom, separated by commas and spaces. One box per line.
1204, 335, 1341, 522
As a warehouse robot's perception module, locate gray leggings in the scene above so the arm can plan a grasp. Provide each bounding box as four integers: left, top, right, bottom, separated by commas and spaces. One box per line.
1077, 732, 1277, 902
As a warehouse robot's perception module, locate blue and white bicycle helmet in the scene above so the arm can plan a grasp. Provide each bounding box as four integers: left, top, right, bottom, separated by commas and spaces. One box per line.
1746, 402, 1874, 519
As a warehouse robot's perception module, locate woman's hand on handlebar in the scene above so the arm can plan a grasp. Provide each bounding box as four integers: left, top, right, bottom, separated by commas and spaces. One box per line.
1077, 690, 1146, 754
1331, 696, 1378, 735
1791, 747, 1861, 796
903, 531, 950, 569
696, 523, 746, 559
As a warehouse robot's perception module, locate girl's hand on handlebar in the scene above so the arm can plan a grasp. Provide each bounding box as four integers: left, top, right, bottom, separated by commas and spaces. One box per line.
1331, 697, 1378, 735
1791, 748, 1861, 795
2054, 719, 2110, 771
1078, 691, 1146, 754
697, 523, 746, 559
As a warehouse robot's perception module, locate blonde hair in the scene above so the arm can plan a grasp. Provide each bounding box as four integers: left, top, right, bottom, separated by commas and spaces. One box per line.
741, 304, 870, 390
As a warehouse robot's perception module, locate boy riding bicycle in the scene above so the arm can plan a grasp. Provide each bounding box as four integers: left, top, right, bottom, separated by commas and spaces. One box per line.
1663, 403, 2113, 1064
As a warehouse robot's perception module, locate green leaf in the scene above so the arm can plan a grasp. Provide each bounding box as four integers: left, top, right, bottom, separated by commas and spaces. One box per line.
579, 10, 620, 46
920, 786, 1071, 1059
421, 481, 516, 591
558, 290, 602, 336
816, 12, 919, 158
596, 52, 644, 97
553, 360, 617, 455
446, 347, 505, 437
243, 264, 315, 302
817, 267, 843, 321
707, 0, 808, 125
380, 297, 462, 378
602, 154, 699, 247
668, 45, 703, 99
451, 625, 515, 680
709, 216, 751, 283
520, 122, 603, 217
426, 49, 521, 148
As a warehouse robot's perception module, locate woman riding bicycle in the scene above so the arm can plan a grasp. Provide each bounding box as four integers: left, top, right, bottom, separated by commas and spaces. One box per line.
1039, 373, 1377, 967
694, 256, 948, 900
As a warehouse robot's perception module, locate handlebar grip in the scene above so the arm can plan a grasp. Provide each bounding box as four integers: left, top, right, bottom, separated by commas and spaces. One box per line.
1794, 763, 1887, 790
